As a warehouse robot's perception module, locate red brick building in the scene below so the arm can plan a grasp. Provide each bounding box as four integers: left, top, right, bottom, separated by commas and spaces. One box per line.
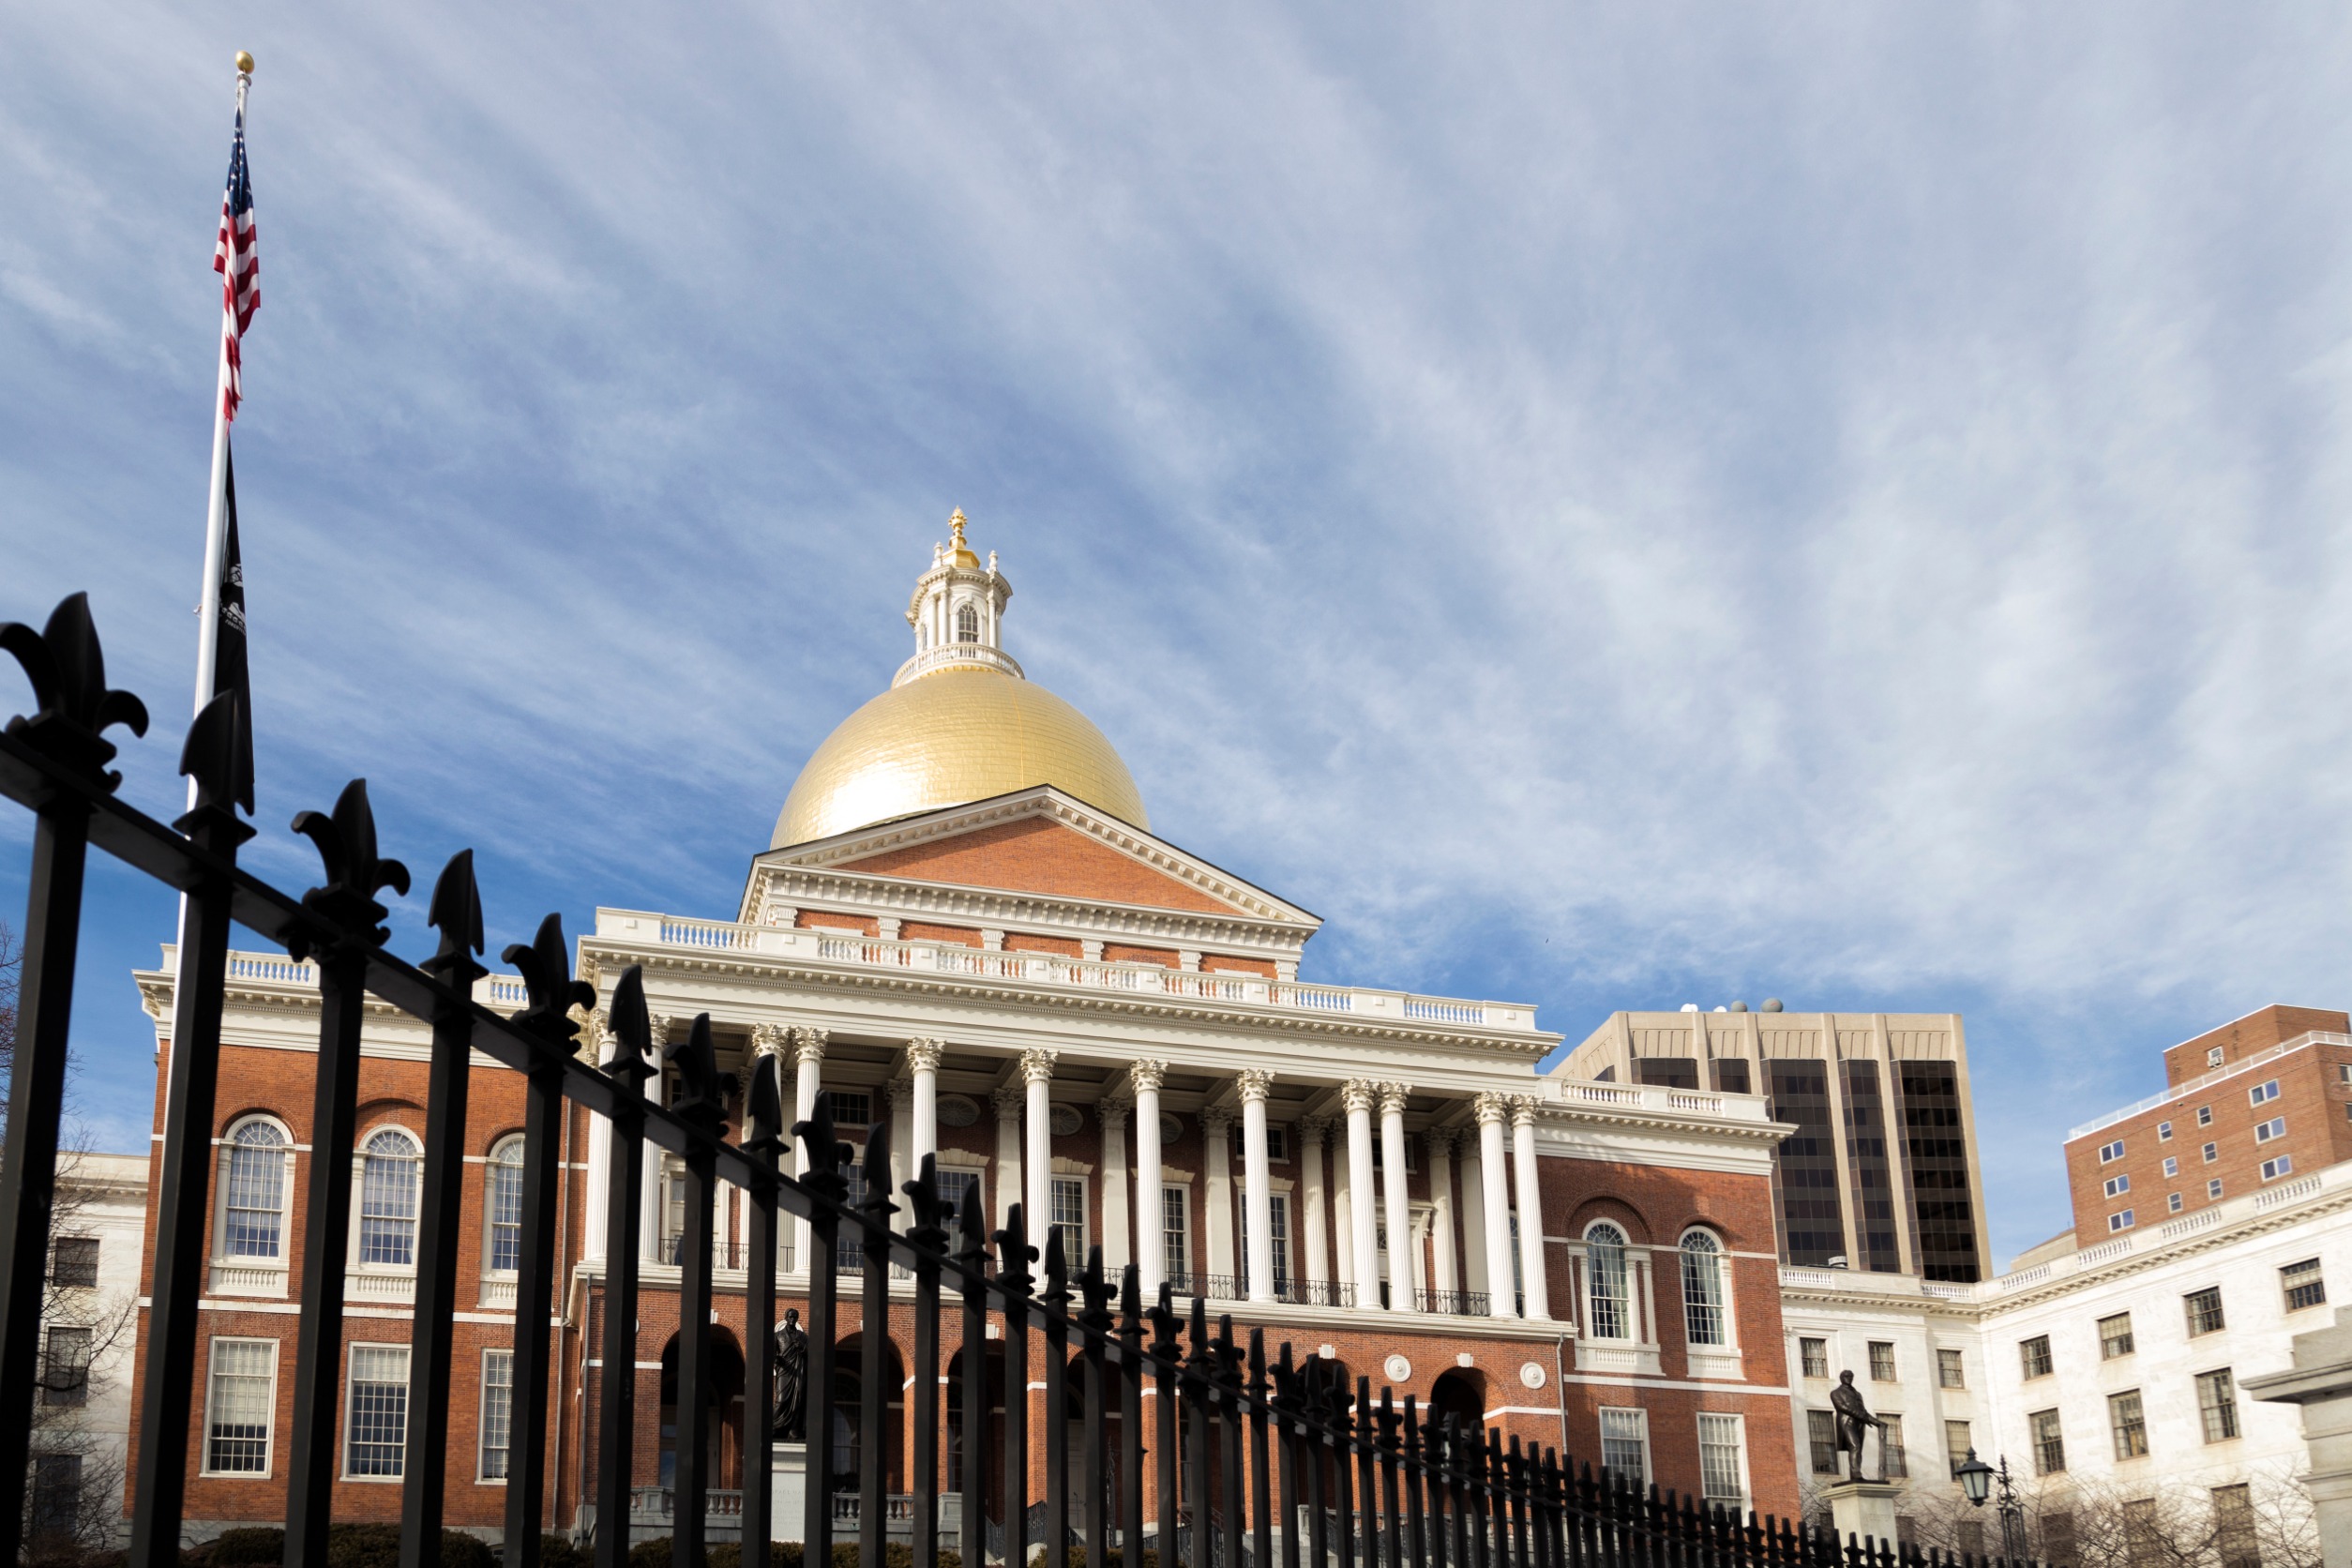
124, 521, 1801, 1547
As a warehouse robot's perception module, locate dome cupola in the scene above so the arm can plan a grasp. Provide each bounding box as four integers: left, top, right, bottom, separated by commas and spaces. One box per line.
772, 513, 1149, 848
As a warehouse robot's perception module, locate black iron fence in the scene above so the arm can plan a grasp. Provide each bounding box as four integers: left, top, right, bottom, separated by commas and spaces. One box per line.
0, 593, 2043, 1568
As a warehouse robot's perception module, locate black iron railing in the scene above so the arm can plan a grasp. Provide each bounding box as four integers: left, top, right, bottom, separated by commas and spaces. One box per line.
0, 594, 2048, 1568
1416, 1289, 1491, 1316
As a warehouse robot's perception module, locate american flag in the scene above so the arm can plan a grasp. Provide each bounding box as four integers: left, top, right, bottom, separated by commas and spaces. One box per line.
214, 105, 259, 422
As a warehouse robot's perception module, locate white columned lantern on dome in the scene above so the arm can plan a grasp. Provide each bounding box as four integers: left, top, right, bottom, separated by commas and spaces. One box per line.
897, 509, 1023, 683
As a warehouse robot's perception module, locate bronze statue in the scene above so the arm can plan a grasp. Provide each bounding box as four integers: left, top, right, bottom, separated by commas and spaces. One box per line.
773, 1307, 808, 1442
1830, 1370, 1886, 1482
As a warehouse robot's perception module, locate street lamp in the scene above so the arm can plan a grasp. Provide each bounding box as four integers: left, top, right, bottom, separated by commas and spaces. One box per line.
1953, 1450, 2025, 1560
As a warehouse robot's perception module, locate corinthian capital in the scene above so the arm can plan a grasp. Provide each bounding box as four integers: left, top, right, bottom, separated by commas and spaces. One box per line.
1096, 1096, 1133, 1132
1128, 1060, 1168, 1096
990, 1085, 1027, 1121
904, 1037, 945, 1074
1340, 1079, 1380, 1115
1423, 1126, 1456, 1160
1379, 1081, 1412, 1117
1234, 1068, 1274, 1106
750, 1023, 789, 1060
1018, 1048, 1058, 1086
1472, 1092, 1511, 1126
790, 1027, 829, 1067
1200, 1107, 1234, 1138
1510, 1093, 1539, 1127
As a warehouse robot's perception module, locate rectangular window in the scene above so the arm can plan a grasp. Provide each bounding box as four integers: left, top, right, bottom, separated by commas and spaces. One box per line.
1600, 1407, 1649, 1485
2199, 1106, 2213, 1126
2197, 1369, 2239, 1443
934, 1168, 981, 1252
822, 1089, 873, 1129
2099, 1139, 2126, 1164
49, 1237, 98, 1288
2020, 1335, 2053, 1379
2262, 1155, 2295, 1182
2104, 1174, 2131, 1198
1937, 1349, 1965, 1389
40, 1325, 91, 1408
2255, 1117, 2286, 1143
1697, 1413, 1745, 1503
1161, 1185, 1192, 1286
2342, 1064, 2352, 1085
2186, 1287, 2226, 1335
1265, 1125, 1289, 1163
2109, 1209, 2135, 1232
2100, 1313, 2135, 1359
479, 1349, 513, 1482
1800, 1337, 1829, 1380
1807, 1410, 1839, 1475
346, 1344, 411, 1478
2108, 1390, 2148, 1459
2215, 1483, 2260, 1568
1944, 1420, 1972, 1479
2030, 1408, 2066, 1475
1880, 1413, 1907, 1478
2204, 1142, 2220, 1164
1269, 1192, 1290, 1293
1868, 1341, 1896, 1381
2209, 1178, 2225, 1199
1050, 1176, 1087, 1266
2250, 1079, 2280, 1106
2163, 1157, 2179, 1178
836, 1164, 869, 1269
28, 1454, 80, 1545
2169, 1193, 2185, 1213
2158, 1121, 2173, 1141
204, 1339, 277, 1475
2284, 1259, 2327, 1313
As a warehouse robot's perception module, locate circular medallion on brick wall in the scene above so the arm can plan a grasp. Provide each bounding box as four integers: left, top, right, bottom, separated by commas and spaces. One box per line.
1519, 1361, 1546, 1389
1383, 1354, 1412, 1382
937, 1094, 980, 1128
1051, 1105, 1083, 1137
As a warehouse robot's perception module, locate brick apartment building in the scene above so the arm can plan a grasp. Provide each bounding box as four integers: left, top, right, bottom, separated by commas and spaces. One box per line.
122, 520, 1805, 1548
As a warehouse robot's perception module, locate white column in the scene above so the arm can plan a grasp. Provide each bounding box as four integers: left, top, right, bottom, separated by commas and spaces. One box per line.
1100, 1098, 1132, 1272
1425, 1128, 1458, 1297
1379, 1083, 1415, 1313
1408, 1210, 1432, 1302
1333, 1128, 1354, 1290
1636, 1253, 1658, 1346
584, 1009, 617, 1259
992, 1086, 1025, 1232
1511, 1094, 1552, 1321
1459, 1136, 1488, 1296
1130, 1063, 1167, 1297
790, 1027, 826, 1274
886, 1078, 913, 1199
1300, 1115, 1331, 1299
1021, 1048, 1056, 1242
1342, 1081, 1380, 1304
1475, 1093, 1515, 1319
1238, 1070, 1275, 1303
1203, 1109, 1235, 1287
642, 1014, 670, 1262
907, 1037, 943, 1166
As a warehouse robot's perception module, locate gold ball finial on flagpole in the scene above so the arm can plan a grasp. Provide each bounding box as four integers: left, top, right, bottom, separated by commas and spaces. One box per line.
235, 51, 255, 74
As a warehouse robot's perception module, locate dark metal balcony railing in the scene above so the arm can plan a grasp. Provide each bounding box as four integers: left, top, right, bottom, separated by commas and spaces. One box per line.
0, 592, 2051, 1568
1417, 1289, 1493, 1316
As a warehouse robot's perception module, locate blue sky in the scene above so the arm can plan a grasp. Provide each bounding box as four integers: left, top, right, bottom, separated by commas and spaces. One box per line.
7, 4, 2351, 1267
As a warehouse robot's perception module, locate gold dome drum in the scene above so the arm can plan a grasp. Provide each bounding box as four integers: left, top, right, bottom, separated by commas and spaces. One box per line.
774, 669, 1148, 848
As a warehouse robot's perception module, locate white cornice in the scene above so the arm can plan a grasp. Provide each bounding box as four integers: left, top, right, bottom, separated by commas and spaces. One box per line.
748, 867, 1306, 955
746, 788, 1319, 929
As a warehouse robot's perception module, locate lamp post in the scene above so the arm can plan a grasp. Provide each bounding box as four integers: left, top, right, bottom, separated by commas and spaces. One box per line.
1954, 1449, 2026, 1560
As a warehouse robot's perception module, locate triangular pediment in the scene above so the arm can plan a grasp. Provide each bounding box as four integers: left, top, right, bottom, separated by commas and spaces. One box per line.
749, 788, 1316, 926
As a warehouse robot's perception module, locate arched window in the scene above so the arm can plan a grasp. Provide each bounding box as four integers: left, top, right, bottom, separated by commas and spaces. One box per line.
1680, 1229, 1727, 1347
956, 604, 979, 643
223, 1120, 288, 1259
358, 1128, 422, 1267
1585, 1222, 1629, 1340
485, 1137, 525, 1274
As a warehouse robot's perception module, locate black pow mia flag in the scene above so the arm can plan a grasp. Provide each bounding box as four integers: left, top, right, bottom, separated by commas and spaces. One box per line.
213, 440, 255, 811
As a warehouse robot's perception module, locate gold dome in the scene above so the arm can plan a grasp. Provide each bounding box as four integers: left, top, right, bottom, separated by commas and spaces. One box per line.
774, 668, 1149, 848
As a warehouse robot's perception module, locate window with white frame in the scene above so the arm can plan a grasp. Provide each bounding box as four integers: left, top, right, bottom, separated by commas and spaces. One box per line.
485, 1136, 524, 1275
2250, 1079, 2280, 1106
204, 1339, 277, 1474
1599, 1408, 1649, 1484
1697, 1413, 1745, 1503
956, 604, 979, 643
479, 1349, 514, 1481
2255, 1117, 2286, 1144
1880, 1413, 1907, 1478
2158, 1121, 2173, 1140
40, 1326, 90, 1407
2109, 1209, 2135, 1232
2098, 1139, 2125, 1164
2262, 1155, 2294, 1182
1270, 1193, 1291, 1293
2197, 1106, 2213, 1126
1680, 1229, 1726, 1347
357, 1128, 422, 1268
1162, 1184, 1192, 1285
2209, 1177, 2224, 1199
2103, 1174, 2130, 1198
222, 1117, 290, 1259
2283, 1259, 2327, 1313
1585, 1223, 1630, 1340
2169, 1193, 2185, 1213
1050, 1175, 1087, 1265
2163, 1157, 2179, 1178
1265, 1126, 1289, 1163
934, 1168, 981, 1252
345, 1343, 410, 1477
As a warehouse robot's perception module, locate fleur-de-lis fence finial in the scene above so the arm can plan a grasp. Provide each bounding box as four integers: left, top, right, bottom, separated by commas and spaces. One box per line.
288, 779, 409, 957
667, 1016, 726, 1137
421, 851, 487, 989
603, 966, 658, 1090
503, 912, 594, 1053
1, 593, 150, 791
177, 689, 252, 822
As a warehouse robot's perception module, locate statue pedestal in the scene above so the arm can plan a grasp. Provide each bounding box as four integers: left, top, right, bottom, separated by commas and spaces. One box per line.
1821, 1479, 1902, 1549
770, 1442, 807, 1545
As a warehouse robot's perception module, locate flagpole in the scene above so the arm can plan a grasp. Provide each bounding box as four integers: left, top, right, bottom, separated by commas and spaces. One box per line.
188, 51, 251, 810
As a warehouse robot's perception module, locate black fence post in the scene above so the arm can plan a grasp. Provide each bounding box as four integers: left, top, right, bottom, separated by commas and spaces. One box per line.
741, 1049, 786, 1564
1216, 1318, 1245, 1568
1354, 1380, 1379, 1568
127, 690, 248, 1568
595, 969, 656, 1568
282, 779, 411, 1568
957, 1185, 991, 1565
1043, 1233, 1072, 1568
1248, 1331, 1274, 1568
859, 1118, 897, 1568
906, 1156, 950, 1568
1401, 1398, 1426, 1568
1080, 1247, 1114, 1567
1182, 1301, 1215, 1568
998, 1204, 1037, 1566
1149, 1285, 1182, 1564
797, 1097, 849, 1565
1118, 1268, 1147, 1566
669, 1017, 727, 1568
400, 852, 489, 1568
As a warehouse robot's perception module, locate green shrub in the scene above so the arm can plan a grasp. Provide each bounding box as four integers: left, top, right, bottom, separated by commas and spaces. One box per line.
205, 1529, 285, 1566
539, 1536, 594, 1568
437, 1534, 499, 1568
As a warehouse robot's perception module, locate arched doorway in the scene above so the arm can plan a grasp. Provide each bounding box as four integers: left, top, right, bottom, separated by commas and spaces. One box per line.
1426, 1369, 1485, 1452
832, 1334, 907, 1494
659, 1329, 747, 1490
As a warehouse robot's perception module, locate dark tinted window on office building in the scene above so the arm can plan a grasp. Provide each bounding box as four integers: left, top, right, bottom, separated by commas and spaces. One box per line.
1900, 1065, 1981, 1282
1771, 1061, 1845, 1266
